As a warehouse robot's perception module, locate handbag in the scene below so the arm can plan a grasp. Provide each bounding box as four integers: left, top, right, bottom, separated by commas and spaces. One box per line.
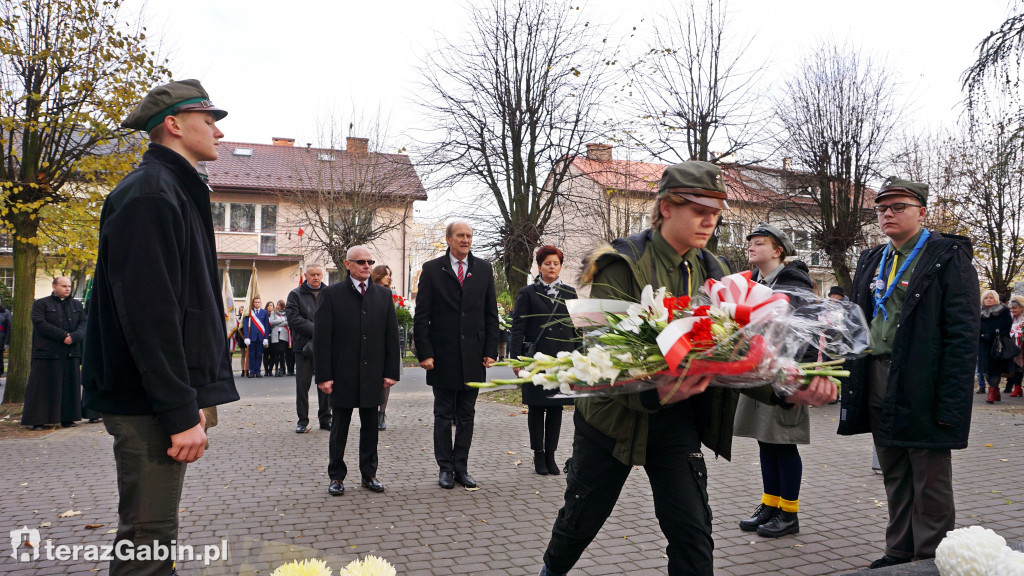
521, 290, 561, 358
992, 329, 1021, 361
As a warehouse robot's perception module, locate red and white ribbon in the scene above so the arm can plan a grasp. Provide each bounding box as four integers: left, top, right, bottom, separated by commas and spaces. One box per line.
656, 317, 699, 369
704, 271, 790, 326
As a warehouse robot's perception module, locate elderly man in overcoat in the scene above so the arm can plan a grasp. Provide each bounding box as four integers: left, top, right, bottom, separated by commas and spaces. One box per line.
414, 221, 499, 489
315, 246, 399, 495
22, 276, 87, 429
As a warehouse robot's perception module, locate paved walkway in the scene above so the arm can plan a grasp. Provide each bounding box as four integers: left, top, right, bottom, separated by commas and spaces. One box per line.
1, 371, 1022, 575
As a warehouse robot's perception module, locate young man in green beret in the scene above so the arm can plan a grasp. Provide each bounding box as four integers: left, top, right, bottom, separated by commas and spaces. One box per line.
83, 79, 239, 576
838, 177, 979, 569
538, 161, 837, 576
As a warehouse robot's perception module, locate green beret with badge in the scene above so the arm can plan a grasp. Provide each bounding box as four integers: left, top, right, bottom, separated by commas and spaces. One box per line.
876, 177, 928, 206
122, 79, 228, 133
658, 160, 729, 210
746, 221, 797, 257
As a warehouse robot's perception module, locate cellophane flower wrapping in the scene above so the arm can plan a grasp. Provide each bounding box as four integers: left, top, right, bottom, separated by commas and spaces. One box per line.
470, 271, 869, 398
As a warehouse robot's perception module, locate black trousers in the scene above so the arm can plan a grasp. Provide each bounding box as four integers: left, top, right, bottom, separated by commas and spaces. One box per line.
868, 356, 955, 561
284, 345, 295, 373
103, 414, 188, 576
543, 410, 713, 576
328, 406, 379, 481
528, 405, 562, 453
295, 352, 331, 428
432, 387, 478, 473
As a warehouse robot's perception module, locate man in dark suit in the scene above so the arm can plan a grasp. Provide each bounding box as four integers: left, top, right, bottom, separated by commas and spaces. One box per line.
286, 263, 331, 433
315, 245, 400, 495
414, 221, 499, 489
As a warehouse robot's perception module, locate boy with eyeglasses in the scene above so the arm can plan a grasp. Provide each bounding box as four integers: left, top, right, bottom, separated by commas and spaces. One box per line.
838, 177, 979, 569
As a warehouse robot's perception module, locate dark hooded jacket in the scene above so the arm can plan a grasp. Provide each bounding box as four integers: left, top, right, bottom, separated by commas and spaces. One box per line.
837, 231, 979, 449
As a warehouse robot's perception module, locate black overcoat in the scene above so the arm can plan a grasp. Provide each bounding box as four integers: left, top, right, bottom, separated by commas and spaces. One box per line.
838, 232, 979, 449
414, 251, 499, 390
979, 304, 1012, 377
313, 279, 400, 408
21, 294, 87, 425
509, 281, 578, 406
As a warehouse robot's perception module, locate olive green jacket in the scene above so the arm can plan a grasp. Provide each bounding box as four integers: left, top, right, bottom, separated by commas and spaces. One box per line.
577, 230, 779, 464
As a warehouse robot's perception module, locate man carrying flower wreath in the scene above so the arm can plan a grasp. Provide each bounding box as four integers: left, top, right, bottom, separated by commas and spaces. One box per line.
538, 160, 838, 576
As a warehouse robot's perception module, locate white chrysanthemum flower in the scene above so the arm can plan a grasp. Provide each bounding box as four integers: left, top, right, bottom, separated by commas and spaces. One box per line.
990, 547, 1024, 576
339, 555, 396, 576
935, 526, 1008, 576
271, 559, 332, 576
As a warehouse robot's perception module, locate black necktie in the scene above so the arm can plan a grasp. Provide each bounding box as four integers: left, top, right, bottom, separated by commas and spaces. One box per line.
679, 260, 691, 296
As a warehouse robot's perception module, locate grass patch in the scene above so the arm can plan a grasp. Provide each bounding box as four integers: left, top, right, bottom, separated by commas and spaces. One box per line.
482, 386, 524, 406
0, 402, 52, 439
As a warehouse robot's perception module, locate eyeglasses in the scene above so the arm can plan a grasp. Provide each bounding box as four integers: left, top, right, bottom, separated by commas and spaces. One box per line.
875, 202, 922, 215
350, 259, 375, 266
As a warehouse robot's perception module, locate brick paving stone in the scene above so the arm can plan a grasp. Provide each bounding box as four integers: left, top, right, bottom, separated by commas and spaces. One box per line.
1, 384, 1022, 575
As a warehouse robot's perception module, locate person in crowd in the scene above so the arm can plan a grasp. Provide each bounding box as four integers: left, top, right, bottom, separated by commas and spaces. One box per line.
242, 297, 269, 378
371, 264, 395, 430
269, 299, 289, 377
838, 177, 978, 569
510, 245, 577, 476
82, 79, 239, 576
22, 276, 88, 429
235, 305, 248, 378
733, 223, 814, 538
979, 289, 1011, 403
262, 301, 277, 376
1006, 295, 1024, 397
414, 221, 499, 490
317, 246, 399, 495
0, 298, 11, 377
287, 263, 332, 433
277, 299, 294, 376
538, 161, 837, 576
828, 285, 846, 302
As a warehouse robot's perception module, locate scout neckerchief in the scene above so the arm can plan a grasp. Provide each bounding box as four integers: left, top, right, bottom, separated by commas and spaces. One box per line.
872, 229, 930, 320
249, 310, 267, 338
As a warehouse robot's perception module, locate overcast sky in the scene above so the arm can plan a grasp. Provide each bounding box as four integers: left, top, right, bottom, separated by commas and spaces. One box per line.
130, 0, 1014, 214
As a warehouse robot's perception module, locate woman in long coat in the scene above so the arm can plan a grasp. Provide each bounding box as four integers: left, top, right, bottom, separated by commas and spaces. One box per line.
733, 223, 813, 538
509, 245, 578, 475
979, 289, 1012, 403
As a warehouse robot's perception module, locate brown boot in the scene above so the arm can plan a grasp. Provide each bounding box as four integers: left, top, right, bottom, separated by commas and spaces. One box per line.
1012, 385, 1023, 397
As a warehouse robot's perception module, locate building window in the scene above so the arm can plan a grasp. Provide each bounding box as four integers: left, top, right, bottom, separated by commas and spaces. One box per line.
230, 203, 256, 232
718, 222, 746, 247
629, 214, 649, 235
792, 229, 813, 251
260, 205, 278, 255
211, 202, 226, 231
0, 267, 13, 291
228, 268, 252, 299
0, 233, 12, 253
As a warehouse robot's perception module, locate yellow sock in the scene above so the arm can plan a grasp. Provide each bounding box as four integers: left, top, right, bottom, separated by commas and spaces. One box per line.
780, 498, 799, 513
761, 493, 780, 508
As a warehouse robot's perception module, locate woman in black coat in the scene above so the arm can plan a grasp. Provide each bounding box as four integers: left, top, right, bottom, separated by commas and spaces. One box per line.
509, 245, 578, 475
979, 289, 1012, 403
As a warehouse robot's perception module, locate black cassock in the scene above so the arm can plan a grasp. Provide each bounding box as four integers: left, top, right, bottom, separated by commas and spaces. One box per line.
21, 294, 92, 425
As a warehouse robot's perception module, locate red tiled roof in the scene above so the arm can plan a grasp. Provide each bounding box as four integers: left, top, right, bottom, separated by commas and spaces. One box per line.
204, 141, 427, 201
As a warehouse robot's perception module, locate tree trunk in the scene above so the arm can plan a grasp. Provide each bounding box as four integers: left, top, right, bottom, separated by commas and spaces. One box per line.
504, 243, 533, 295
827, 247, 854, 296
3, 215, 41, 403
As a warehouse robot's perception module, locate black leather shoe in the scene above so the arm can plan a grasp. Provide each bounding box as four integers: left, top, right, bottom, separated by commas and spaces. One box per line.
328, 480, 344, 495
757, 510, 799, 538
254, 373, 262, 378
378, 412, 386, 430
320, 421, 331, 431
61, 421, 77, 428
295, 424, 309, 434
545, 453, 561, 475
454, 471, 477, 488
30, 425, 45, 431
247, 374, 255, 378
88, 418, 101, 423
438, 471, 455, 489
869, 555, 910, 569
739, 504, 778, 532
534, 452, 548, 475
361, 477, 385, 492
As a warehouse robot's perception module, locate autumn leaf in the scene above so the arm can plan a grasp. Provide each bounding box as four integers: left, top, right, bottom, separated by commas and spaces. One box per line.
58, 510, 81, 518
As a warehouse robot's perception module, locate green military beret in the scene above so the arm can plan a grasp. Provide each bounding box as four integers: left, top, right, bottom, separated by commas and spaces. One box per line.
746, 221, 796, 257
658, 160, 729, 210
876, 177, 928, 206
121, 79, 228, 132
